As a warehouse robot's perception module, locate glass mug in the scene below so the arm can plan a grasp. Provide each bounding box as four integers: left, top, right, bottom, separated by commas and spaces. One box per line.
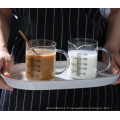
25, 39, 69, 81
68, 38, 112, 79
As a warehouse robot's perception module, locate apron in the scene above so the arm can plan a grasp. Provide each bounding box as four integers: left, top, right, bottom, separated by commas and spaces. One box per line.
0, 8, 120, 111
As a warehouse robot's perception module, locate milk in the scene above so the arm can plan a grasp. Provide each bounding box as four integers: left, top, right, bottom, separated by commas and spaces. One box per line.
68, 50, 97, 79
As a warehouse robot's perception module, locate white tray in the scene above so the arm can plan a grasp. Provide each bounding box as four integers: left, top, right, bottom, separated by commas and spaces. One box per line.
1, 61, 120, 90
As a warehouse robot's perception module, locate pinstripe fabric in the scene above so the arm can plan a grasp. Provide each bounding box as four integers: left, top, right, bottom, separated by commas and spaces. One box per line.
0, 8, 120, 111
8, 91, 12, 110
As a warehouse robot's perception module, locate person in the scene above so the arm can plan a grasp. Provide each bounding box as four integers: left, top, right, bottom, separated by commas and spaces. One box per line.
0, 8, 120, 111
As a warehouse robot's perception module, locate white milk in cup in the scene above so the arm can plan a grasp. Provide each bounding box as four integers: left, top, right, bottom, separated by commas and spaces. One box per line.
68, 50, 97, 79
68, 38, 112, 79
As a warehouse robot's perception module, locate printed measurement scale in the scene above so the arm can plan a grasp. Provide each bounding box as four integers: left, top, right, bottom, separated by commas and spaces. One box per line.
71, 53, 88, 76
26, 55, 41, 79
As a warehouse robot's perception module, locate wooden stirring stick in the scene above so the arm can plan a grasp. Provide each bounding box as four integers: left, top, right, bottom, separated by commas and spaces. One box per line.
19, 30, 37, 54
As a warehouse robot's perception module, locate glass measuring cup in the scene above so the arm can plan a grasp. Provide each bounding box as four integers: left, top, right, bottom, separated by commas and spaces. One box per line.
68, 38, 112, 79
25, 39, 69, 81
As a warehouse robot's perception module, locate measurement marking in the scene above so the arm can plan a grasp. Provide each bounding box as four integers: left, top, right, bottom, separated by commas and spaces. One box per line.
83, 58, 87, 61
31, 65, 36, 67
36, 60, 40, 62
37, 65, 40, 68
77, 68, 82, 69
31, 75, 35, 78
27, 55, 41, 79
83, 68, 87, 70
27, 71, 31, 74
83, 73, 86, 75
71, 69, 77, 73
83, 63, 87, 66
84, 54, 88, 56
78, 63, 82, 65
77, 73, 82, 76
37, 56, 41, 72
77, 53, 81, 76
26, 64, 31, 67
71, 63, 77, 66
36, 75, 39, 78
28, 60, 41, 62
31, 65, 40, 67
31, 55, 34, 78
26, 65, 40, 68
71, 56, 77, 59
33, 60, 40, 62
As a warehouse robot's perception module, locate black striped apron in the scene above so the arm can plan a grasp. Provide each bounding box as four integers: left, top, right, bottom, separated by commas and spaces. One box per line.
0, 8, 120, 111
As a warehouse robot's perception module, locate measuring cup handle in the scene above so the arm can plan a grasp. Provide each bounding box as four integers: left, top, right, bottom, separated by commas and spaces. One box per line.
98, 47, 112, 73
55, 49, 70, 75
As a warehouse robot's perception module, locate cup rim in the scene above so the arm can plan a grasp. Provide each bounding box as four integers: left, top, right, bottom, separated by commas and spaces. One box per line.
26, 39, 57, 49
68, 38, 98, 46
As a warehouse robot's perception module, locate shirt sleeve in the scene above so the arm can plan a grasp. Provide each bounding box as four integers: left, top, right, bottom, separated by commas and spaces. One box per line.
99, 8, 111, 19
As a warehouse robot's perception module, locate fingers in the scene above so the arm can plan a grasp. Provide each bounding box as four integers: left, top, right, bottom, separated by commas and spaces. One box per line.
114, 53, 120, 68
2, 56, 14, 78
103, 51, 120, 74
110, 59, 119, 74
0, 76, 13, 91
0, 58, 3, 70
0, 56, 14, 91
110, 52, 120, 75
111, 54, 120, 85
102, 50, 120, 85
112, 76, 120, 85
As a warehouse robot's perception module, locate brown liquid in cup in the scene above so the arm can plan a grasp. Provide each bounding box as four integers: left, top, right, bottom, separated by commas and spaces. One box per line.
25, 49, 56, 80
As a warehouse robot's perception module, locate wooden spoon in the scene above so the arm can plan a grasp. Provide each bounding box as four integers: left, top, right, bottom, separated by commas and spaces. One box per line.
19, 30, 37, 54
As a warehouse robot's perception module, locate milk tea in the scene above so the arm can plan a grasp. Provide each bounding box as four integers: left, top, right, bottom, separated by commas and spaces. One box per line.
26, 49, 56, 80
68, 50, 97, 79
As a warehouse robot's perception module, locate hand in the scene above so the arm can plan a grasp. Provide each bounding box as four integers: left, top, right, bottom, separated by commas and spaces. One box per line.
102, 48, 120, 85
0, 48, 14, 90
